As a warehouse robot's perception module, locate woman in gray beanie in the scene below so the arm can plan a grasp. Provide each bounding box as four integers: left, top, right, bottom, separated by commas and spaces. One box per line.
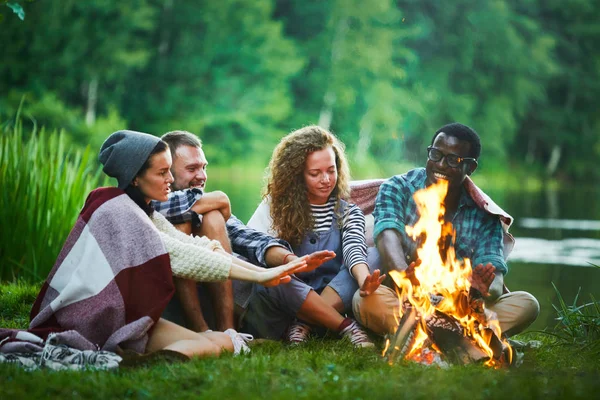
28, 129, 310, 363
0, 130, 309, 367
97, 130, 314, 358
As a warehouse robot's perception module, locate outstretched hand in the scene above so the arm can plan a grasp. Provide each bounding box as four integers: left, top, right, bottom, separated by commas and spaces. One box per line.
260, 257, 308, 287
403, 259, 422, 287
293, 250, 336, 274
359, 269, 386, 297
470, 263, 496, 296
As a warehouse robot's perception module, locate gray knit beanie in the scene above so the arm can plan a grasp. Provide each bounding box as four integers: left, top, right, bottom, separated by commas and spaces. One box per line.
99, 130, 161, 189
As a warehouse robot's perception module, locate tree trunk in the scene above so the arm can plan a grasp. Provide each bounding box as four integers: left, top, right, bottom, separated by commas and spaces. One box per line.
318, 17, 348, 129
158, 0, 174, 56
85, 76, 98, 127
546, 144, 562, 177
356, 115, 373, 162
318, 91, 335, 130
525, 137, 536, 165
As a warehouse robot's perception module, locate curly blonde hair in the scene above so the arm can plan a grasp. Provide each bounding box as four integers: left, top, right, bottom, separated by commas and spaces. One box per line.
264, 125, 351, 246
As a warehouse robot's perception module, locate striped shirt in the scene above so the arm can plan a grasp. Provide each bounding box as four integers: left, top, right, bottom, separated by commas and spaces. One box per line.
311, 198, 368, 272
373, 168, 508, 274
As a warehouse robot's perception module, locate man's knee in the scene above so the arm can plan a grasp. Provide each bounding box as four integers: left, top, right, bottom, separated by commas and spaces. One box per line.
352, 285, 400, 335
198, 210, 228, 238
490, 290, 540, 336
203, 209, 226, 225
512, 291, 540, 326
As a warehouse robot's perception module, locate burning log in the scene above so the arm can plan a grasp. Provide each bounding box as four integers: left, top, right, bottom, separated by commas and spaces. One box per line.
426, 311, 491, 365
384, 303, 510, 366
383, 180, 513, 368
383, 304, 419, 364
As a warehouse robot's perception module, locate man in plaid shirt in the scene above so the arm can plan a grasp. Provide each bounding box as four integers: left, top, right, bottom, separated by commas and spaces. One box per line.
352, 123, 539, 338
153, 131, 333, 333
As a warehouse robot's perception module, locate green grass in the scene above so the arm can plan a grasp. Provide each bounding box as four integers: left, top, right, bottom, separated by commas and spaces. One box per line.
0, 281, 38, 329
540, 282, 600, 355
0, 118, 107, 281
1, 282, 599, 399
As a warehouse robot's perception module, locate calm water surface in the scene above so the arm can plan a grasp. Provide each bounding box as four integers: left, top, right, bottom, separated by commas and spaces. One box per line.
487, 186, 600, 331
214, 171, 600, 332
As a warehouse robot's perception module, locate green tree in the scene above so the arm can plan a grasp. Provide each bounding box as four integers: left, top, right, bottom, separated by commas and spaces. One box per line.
0, 0, 156, 143
0, 0, 29, 22
515, 0, 600, 180
275, 0, 414, 165
123, 0, 303, 161
394, 0, 557, 169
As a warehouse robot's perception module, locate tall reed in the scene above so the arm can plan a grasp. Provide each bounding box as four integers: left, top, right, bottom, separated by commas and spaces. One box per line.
546, 282, 600, 355
0, 120, 106, 282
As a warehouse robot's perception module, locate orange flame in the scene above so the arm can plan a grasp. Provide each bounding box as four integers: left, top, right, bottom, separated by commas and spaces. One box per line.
385, 180, 511, 367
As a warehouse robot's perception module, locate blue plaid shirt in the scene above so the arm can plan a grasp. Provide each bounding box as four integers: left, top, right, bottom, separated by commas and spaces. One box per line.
151, 188, 204, 226
152, 189, 291, 267
373, 168, 508, 274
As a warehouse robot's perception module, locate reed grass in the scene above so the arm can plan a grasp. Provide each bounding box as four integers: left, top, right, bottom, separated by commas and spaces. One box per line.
0, 118, 106, 282
544, 282, 600, 355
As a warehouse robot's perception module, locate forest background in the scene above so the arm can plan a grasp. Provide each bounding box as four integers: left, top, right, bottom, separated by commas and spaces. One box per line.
1, 0, 599, 281
1, 4, 599, 393
2, 0, 598, 180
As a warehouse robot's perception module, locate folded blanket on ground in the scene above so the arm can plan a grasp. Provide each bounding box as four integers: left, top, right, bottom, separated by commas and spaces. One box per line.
0, 187, 175, 365
0, 332, 121, 371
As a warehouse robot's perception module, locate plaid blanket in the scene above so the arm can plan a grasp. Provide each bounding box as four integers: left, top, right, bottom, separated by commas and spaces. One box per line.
350, 177, 515, 259
0, 187, 175, 357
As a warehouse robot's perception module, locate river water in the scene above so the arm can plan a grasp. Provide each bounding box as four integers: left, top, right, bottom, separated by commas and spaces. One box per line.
487, 186, 600, 331
214, 172, 600, 332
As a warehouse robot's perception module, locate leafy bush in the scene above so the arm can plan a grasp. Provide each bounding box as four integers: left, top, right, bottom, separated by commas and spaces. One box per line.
0, 118, 107, 282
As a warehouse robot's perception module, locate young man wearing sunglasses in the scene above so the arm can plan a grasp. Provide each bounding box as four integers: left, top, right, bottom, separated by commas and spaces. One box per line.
352, 123, 539, 339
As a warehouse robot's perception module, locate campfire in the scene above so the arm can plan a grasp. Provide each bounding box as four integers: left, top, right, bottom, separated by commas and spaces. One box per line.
382, 180, 512, 368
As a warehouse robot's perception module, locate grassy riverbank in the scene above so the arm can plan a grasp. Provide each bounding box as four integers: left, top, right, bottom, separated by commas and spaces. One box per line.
1, 282, 598, 399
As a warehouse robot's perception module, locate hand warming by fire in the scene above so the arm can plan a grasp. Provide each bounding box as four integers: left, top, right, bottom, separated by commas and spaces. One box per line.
383, 180, 512, 368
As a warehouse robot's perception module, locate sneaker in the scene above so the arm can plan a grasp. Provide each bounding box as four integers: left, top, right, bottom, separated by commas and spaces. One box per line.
286, 321, 311, 345
224, 329, 253, 355
340, 320, 374, 348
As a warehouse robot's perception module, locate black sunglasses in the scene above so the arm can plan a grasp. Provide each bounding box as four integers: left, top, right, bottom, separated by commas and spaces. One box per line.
427, 146, 477, 168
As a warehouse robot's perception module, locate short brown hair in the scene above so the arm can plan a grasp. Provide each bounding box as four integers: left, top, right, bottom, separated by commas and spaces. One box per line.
161, 130, 202, 161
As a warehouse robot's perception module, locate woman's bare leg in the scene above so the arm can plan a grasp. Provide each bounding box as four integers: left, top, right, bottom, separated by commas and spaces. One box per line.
296, 291, 344, 330
202, 330, 237, 349
146, 318, 234, 358
319, 286, 345, 313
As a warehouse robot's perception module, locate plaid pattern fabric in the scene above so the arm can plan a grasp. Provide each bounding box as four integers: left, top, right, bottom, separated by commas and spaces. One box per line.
152, 188, 290, 267
373, 168, 507, 274
151, 188, 203, 226
0, 188, 174, 355
227, 215, 291, 267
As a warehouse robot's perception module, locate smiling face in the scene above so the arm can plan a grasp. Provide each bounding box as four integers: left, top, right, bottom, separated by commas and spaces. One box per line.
171, 145, 208, 191
425, 132, 477, 194
134, 150, 174, 203
304, 147, 338, 205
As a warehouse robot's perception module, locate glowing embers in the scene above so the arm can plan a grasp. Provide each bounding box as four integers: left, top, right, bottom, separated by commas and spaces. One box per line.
382, 180, 512, 368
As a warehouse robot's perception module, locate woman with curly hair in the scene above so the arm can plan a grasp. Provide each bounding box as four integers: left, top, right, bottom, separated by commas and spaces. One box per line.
243, 125, 385, 347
